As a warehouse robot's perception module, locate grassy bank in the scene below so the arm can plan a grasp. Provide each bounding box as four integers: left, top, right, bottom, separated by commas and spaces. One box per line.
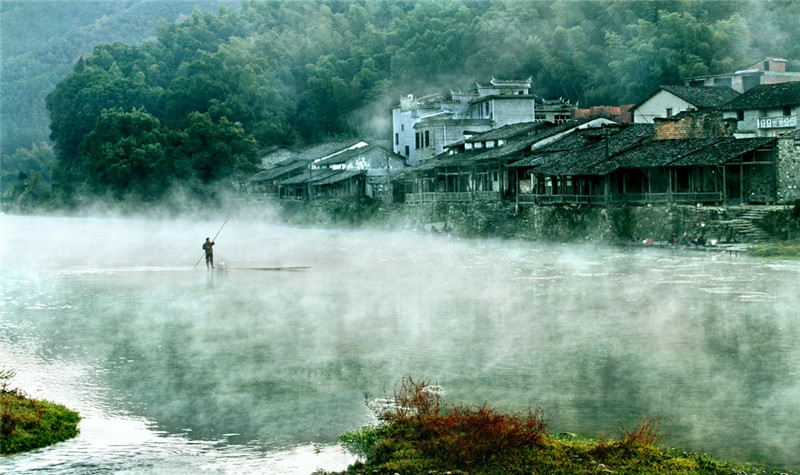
332, 378, 768, 475
747, 241, 800, 259
0, 368, 80, 454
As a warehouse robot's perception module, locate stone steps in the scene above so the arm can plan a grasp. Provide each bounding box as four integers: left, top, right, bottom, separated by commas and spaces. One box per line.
718, 208, 772, 243
485, 206, 518, 237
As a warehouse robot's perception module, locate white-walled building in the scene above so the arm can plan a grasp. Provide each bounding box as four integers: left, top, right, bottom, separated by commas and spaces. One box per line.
685, 57, 800, 93
392, 77, 574, 165
722, 82, 800, 138
631, 85, 740, 123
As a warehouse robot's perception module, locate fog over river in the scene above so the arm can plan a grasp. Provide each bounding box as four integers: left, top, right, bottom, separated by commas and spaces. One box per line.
1, 213, 798, 474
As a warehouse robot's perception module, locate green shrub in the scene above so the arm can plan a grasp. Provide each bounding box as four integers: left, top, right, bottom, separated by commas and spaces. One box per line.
335, 377, 766, 475
0, 370, 80, 455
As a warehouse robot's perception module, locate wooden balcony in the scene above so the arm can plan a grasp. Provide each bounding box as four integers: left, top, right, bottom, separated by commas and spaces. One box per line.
406, 191, 501, 203
516, 191, 723, 205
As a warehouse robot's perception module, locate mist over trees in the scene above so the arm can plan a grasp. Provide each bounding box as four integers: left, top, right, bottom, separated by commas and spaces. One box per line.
3, 0, 800, 207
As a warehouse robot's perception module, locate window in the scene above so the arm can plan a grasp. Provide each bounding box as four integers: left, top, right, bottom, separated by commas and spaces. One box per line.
395, 133, 399, 145
485, 103, 489, 116
784, 106, 792, 116
737, 110, 744, 121
415, 132, 420, 149
666, 108, 673, 118
404, 146, 410, 156
401, 124, 405, 131
424, 130, 430, 147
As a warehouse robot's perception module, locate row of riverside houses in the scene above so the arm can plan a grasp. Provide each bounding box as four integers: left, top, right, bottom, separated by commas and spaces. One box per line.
244, 58, 800, 207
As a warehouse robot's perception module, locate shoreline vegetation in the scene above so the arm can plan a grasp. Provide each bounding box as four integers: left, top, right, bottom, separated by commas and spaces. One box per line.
328, 378, 773, 475
0, 368, 80, 455
748, 242, 800, 259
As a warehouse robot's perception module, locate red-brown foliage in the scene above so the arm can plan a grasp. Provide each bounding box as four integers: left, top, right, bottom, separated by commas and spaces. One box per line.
375, 377, 549, 469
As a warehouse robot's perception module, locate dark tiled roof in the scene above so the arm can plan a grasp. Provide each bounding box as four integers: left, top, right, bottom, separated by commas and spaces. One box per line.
412, 150, 483, 172
592, 138, 720, 174
662, 85, 740, 108
416, 117, 493, 127
669, 137, 774, 166
278, 169, 340, 186
313, 169, 364, 186
465, 122, 548, 143
722, 82, 800, 110
514, 124, 655, 175
294, 139, 365, 162
632, 86, 740, 111
246, 159, 309, 182
315, 144, 405, 167
257, 146, 301, 167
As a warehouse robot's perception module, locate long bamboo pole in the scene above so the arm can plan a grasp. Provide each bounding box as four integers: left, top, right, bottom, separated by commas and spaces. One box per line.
194, 219, 227, 269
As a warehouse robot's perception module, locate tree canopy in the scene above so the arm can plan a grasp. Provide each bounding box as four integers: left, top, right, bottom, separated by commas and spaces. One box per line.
3, 0, 800, 205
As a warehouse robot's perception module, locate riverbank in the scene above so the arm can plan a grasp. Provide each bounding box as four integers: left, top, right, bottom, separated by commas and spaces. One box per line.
328, 378, 773, 475
279, 198, 800, 256
0, 370, 80, 454
748, 241, 800, 258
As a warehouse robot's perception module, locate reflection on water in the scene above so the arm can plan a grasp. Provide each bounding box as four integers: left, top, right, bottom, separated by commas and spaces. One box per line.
1, 214, 799, 474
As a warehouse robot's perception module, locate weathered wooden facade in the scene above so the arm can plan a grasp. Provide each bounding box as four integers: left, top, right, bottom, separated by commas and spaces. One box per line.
313, 144, 407, 201
510, 124, 781, 206
402, 119, 617, 204
244, 159, 309, 195
277, 169, 366, 200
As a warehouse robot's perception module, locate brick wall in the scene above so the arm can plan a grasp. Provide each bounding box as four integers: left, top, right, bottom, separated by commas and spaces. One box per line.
654, 113, 733, 139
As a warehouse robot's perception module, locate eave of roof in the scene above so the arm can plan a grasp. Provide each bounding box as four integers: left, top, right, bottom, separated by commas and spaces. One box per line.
246, 160, 309, 182
630, 85, 739, 112
722, 82, 800, 110
313, 169, 364, 185
669, 137, 774, 166
513, 124, 655, 175
278, 169, 340, 186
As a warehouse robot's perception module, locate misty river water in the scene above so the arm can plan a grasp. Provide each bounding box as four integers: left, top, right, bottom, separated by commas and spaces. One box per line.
1, 213, 799, 474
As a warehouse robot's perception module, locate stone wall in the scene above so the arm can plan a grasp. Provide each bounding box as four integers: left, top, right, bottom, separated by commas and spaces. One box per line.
396, 201, 799, 244
777, 136, 800, 203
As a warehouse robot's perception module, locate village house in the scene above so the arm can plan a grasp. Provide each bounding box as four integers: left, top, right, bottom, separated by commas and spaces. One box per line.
509, 116, 800, 206
684, 57, 800, 93
721, 81, 800, 138
312, 143, 407, 201
630, 85, 740, 123
248, 139, 407, 202
400, 118, 616, 204
245, 139, 364, 199
392, 77, 575, 165
245, 60, 800, 210
244, 158, 310, 195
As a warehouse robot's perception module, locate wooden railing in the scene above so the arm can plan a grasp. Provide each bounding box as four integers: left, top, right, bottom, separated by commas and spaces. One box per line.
406, 191, 501, 203
517, 191, 723, 205
517, 194, 603, 204
610, 192, 722, 204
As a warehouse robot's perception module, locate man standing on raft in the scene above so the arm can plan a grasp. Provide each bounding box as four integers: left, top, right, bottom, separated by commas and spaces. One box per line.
202, 237, 215, 269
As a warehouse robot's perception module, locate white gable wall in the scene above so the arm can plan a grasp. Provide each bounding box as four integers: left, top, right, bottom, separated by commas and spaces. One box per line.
633, 90, 697, 123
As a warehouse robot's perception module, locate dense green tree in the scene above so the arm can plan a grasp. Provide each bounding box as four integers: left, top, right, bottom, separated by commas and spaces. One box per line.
79, 108, 167, 198
45, 61, 161, 172
170, 112, 259, 184
9, 0, 795, 207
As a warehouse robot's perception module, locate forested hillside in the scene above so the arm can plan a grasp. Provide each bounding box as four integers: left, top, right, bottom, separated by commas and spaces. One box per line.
3, 0, 800, 208
0, 0, 220, 176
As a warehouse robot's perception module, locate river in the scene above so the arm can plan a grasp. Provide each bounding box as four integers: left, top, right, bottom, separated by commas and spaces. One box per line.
1, 213, 798, 474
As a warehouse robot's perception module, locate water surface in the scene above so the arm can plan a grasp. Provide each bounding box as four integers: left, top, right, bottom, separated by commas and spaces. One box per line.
1, 214, 798, 474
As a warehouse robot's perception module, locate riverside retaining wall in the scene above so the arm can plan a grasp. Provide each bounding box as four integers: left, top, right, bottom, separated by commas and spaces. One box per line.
397, 202, 800, 244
